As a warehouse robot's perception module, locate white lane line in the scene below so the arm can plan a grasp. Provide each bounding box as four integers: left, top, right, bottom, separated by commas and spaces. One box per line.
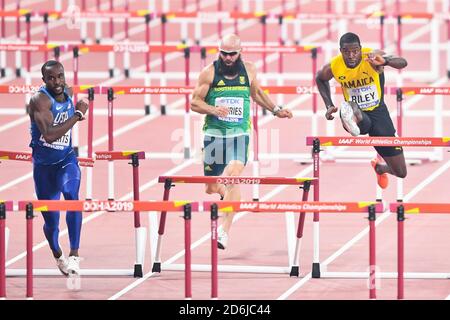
0, 116, 29, 133
0, 172, 33, 193
277, 159, 450, 300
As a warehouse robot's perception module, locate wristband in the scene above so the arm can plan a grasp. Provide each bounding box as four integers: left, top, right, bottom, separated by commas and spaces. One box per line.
75, 110, 84, 120
381, 56, 391, 66
272, 105, 283, 116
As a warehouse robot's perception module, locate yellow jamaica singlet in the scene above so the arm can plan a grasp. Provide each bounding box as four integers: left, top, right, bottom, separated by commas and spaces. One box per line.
330, 47, 385, 111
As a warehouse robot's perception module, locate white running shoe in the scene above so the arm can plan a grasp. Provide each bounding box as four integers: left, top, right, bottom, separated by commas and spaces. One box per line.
55, 255, 69, 276
67, 256, 81, 276
340, 101, 360, 136
217, 229, 228, 250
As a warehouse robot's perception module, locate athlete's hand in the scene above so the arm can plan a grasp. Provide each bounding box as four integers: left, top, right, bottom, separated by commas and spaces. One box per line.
275, 109, 293, 119
76, 99, 89, 115
364, 53, 385, 67
214, 106, 229, 117
325, 105, 338, 120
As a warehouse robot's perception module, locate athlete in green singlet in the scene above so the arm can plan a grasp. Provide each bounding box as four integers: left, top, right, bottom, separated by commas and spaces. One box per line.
191, 34, 293, 250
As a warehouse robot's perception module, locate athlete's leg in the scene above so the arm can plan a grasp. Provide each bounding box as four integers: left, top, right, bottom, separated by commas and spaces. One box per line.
58, 157, 82, 257
33, 164, 62, 258
219, 135, 249, 236
203, 135, 226, 198
220, 160, 245, 234
370, 104, 407, 178
374, 152, 407, 178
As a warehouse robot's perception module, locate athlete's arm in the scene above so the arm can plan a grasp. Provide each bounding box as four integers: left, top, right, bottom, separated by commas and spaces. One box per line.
29, 93, 80, 144
316, 62, 338, 120
191, 65, 228, 117
248, 62, 292, 118
365, 49, 408, 71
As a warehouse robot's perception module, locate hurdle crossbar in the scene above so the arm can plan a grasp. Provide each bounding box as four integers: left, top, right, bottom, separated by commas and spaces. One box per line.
0, 150, 94, 167
306, 136, 450, 147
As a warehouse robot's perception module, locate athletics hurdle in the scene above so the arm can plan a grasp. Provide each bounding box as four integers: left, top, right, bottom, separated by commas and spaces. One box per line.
1, 200, 196, 299
204, 201, 384, 299
94, 150, 146, 277
152, 176, 316, 276
306, 136, 450, 280
390, 202, 450, 300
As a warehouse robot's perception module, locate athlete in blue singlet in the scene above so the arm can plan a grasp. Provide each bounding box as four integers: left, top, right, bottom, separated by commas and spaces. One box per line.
28, 60, 88, 276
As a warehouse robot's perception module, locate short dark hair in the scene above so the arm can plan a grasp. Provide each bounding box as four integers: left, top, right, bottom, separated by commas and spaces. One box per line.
41, 60, 63, 77
339, 32, 361, 48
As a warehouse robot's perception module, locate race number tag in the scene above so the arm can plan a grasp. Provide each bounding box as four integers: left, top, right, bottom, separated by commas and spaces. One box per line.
215, 97, 244, 123
347, 85, 380, 110
40, 130, 71, 147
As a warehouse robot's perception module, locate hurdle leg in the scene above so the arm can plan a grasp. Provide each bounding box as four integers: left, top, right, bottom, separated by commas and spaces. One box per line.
0, 203, 6, 298
210, 204, 219, 300
368, 205, 377, 299
312, 139, 321, 278
25, 204, 33, 299
184, 204, 192, 300
397, 205, 405, 299
131, 154, 145, 278
290, 180, 311, 277
152, 179, 174, 273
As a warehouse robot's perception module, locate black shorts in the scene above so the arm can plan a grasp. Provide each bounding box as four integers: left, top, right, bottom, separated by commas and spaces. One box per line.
358, 103, 403, 157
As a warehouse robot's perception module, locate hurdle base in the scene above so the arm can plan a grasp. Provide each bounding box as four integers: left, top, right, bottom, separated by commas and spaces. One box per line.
312, 263, 321, 278
109, 69, 114, 78
6, 268, 135, 277
162, 263, 291, 274
320, 271, 450, 279
145, 105, 151, 115
15, 68, 21, 78
152, 262, 161, 273
124, 69, 130, 78
160, 105, 166, 115
289, 266, 299, 277
1, 68, 5, 77
133, 264, 143, 278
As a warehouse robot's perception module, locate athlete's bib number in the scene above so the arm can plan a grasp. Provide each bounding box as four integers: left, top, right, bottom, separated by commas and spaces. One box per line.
40, 130, 71, 147
347, 85, 380, 110
215, 97, 244, 123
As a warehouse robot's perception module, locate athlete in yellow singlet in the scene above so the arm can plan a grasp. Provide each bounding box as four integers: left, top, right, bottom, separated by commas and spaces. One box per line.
315, 32, 408, 189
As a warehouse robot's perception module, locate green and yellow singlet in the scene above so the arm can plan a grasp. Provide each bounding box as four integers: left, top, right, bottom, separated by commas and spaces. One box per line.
330, 47, 385, 111
203, 60, 251, 137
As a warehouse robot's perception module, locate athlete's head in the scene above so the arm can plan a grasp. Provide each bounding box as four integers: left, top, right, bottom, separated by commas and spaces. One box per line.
41, 60, 66, 97
339, 32, 362, 68
218, 34, 243, 76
